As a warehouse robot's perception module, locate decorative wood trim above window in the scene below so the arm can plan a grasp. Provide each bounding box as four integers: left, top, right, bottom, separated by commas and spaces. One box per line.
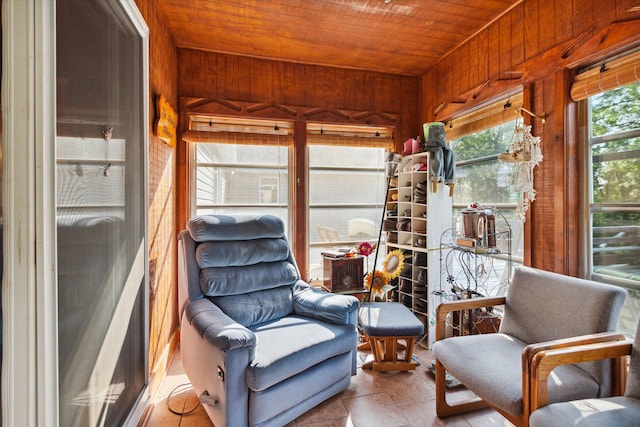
179, 97, 400, 128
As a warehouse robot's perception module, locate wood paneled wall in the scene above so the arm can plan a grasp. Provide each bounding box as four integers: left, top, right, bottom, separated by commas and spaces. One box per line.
177, 49, 420, 267
178, 49, 418, 136
419, 0, 640, 275
134, 0, 179, 402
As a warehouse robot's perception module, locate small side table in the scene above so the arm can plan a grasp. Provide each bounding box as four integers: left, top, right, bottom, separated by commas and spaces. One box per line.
358, 302, 424, 372
322, 255, 364, 292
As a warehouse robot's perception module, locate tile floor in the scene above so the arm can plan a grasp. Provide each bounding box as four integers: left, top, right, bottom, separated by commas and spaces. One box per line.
144, 345, 514, 427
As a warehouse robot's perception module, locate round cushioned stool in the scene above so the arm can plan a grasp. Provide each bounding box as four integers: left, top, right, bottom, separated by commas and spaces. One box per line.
358, 302, 424, 372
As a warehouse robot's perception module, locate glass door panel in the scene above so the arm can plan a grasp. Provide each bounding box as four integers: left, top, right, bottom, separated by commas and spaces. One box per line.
56, 0, 147, 425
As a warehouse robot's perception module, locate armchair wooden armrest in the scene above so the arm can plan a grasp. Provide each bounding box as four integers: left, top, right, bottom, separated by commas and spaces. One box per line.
528, 335, 632, 413
523, 331, 627, 368
435, 296, 505, 340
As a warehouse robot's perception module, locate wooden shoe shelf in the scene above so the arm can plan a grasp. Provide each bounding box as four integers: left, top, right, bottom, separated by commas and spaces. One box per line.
384, 151, 452, 348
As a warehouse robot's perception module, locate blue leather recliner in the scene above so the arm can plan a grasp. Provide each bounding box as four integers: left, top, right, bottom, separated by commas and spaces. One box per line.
178, 214, 359, 427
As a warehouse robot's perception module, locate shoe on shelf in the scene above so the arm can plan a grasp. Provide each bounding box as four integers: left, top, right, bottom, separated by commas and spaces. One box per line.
413, 252, 426, 266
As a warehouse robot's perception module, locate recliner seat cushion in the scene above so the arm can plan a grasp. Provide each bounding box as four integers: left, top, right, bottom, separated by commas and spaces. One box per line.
249, 353, 352, 426
246, 315, 357, 392
433, 333, 600, 417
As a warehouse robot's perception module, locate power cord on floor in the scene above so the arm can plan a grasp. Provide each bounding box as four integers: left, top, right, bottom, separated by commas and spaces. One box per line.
166, 382, 201, 417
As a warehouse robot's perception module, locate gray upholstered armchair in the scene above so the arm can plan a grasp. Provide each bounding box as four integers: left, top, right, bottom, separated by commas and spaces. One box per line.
529, 317, 640, 426
432, 266, 627, 427
178, 214, 359, 427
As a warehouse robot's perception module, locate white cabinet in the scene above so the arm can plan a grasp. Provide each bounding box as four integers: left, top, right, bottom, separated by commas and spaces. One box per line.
384, 152, 452, 347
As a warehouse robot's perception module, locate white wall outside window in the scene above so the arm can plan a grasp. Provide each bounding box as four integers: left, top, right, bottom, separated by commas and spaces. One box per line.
193, 142, 291, 231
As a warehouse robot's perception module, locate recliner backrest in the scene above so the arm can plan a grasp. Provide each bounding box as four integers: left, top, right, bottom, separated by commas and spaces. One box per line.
183, 214, 301, 327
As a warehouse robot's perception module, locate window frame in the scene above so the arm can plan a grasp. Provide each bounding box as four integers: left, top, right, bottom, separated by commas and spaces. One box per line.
448, 96, 526, 264
306, 142, 390, 281
188, 117, 294, 235
579, 96, 640, 291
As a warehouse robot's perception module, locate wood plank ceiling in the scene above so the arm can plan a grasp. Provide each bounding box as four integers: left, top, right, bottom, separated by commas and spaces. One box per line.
158, 0, 521, 76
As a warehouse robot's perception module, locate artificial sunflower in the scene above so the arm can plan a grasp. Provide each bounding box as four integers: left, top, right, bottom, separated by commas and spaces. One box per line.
364, 270, 387, 291
364, 270, 395, 301
382, 249, 405, 280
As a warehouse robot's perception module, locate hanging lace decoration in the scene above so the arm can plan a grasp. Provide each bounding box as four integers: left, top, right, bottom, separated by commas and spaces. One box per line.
499, 119, 543, 221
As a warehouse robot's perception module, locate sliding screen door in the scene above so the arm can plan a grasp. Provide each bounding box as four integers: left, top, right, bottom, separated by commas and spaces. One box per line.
56, 0, 148, 425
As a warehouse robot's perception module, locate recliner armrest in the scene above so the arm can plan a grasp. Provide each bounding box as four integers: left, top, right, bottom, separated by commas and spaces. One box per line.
293, 281, 359, 325
185, 298, 257, 357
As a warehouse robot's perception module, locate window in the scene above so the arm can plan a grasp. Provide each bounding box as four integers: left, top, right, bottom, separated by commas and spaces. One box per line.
188, 119, 392, 281
448, 95, 525, 263
582, 82, 640, 335
190, 118, 292, 231
307, 124, 393, 281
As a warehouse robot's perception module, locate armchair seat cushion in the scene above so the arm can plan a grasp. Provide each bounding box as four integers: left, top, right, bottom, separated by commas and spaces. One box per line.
433, 333, 600, 417
530, 396, 640, 426
247, 315, 357, 392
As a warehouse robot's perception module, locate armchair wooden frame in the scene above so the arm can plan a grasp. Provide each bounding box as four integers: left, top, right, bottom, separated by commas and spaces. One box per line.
529, 338, 632, 413
434, 296, 627, 427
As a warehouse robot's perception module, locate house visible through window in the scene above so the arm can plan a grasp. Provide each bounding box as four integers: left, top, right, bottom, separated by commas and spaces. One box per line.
191, 117, 292, 231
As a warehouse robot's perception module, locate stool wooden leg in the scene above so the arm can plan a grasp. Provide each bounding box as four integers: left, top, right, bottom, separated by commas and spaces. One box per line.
372, 337, 384, 363
357, 334, 371, 352
403, 337, 415, 363
361, 335, 419, 372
